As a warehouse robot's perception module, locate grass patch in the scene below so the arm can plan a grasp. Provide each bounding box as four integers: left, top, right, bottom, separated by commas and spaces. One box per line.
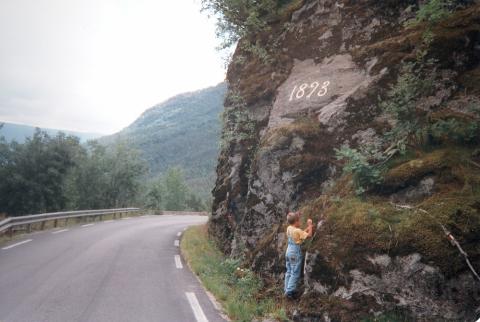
181, 225, 288, 322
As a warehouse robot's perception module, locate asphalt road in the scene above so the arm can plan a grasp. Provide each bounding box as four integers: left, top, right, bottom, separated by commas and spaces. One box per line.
0, 215, 226, 322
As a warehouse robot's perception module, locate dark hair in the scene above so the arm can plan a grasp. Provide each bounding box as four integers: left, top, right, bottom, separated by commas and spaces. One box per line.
287, 212, 299, 225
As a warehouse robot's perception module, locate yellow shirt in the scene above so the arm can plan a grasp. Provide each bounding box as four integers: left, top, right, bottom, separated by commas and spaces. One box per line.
286, 225, 309, 245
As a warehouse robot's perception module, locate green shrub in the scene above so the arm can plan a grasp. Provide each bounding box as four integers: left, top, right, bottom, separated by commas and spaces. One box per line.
201, 0, 279, 49
414, 0, 452, 25
429, 118, 480, 144
381, 62, 436, 150
220, 93, 256, 149
201, 0, 299, 53
335, 146, 384, 195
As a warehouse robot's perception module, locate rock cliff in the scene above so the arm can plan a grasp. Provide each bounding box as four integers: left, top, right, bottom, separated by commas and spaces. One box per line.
209, 1, 480, 320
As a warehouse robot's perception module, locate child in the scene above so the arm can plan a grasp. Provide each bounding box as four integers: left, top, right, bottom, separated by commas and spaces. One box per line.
284, 211, 313, 299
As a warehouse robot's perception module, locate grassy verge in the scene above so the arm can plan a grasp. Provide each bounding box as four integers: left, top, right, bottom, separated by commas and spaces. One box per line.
181, 225, 288, 322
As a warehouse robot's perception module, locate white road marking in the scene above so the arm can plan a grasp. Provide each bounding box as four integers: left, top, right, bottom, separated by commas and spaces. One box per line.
185, 292, 209, 322
121, 217, 131, 220
183, 227, 187, 231
2, 239, 33, 250
81, 223, 94, 228
174, 255, 183, 269
177, 232, 182, 237
52, 229, 69, 234
174, 240, 180, 247
104, 220, 113, 223
139, 215, 149, 218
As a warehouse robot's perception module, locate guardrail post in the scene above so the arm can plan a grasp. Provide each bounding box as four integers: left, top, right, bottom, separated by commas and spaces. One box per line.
41, 221, 46, 230
8, 227, 13, 238
54, 219, 58, 228
65, 218, 69, 226
27, 224, 31, 233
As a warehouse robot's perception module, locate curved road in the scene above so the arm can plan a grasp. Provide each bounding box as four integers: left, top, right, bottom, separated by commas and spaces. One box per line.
0, 215, 226, 322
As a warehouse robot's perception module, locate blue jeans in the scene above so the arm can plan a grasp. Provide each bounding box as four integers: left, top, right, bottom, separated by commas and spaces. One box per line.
284, 248, 302, 294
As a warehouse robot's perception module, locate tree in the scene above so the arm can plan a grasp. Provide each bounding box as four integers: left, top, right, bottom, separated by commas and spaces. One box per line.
103, 141, 147, 207
163, 167, 188, 211
0, 130, 82, 215
143, 168, 207, 212
145, 179, 164, 210
201, 0, 284, 49
66, 141, 108, 209
68, 140, 147, 209
185, 193, 204, 211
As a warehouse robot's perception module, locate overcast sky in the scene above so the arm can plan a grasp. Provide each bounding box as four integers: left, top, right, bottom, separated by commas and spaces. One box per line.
0, 0, 225, 134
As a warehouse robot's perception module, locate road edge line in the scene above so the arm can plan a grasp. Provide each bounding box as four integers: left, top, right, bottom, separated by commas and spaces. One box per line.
52, 229, 69, 234
174, 254, 183, 269
2, 239, 33, 250
185, 292, 209, 322
179, 233, 230, 321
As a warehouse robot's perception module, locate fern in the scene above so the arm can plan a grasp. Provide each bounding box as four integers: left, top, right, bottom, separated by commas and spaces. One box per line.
335, 146, 384, 195
414, 0, 452, 25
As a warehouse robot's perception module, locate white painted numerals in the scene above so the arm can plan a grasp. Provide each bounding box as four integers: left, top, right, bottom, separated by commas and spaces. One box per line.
289, 81, 330, 101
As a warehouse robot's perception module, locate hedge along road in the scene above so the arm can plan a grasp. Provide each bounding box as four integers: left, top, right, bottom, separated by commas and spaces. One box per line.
0, 214, 226, 322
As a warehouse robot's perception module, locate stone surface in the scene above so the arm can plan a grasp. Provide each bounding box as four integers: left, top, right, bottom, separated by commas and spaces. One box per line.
268, 55, 378, 128
329, 253, 479, 320
390, 177, 436, 204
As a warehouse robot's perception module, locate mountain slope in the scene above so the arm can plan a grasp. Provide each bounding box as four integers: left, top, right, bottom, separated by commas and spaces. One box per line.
101, 83, 226, 197
0, 122, 101, 143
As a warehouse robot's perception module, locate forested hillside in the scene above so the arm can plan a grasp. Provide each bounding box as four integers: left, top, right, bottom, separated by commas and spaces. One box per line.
101, 83, 226, 198
0, 122, 101, 143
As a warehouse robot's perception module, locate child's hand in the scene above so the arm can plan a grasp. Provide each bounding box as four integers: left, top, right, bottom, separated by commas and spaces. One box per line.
307, 218, 313, 226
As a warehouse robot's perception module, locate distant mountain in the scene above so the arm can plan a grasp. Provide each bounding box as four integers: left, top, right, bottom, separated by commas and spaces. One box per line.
100, 83, 227, 198
0, 122, 102, 143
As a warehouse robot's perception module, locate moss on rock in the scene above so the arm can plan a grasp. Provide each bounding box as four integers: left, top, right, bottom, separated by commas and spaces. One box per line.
301, 147, 480, 280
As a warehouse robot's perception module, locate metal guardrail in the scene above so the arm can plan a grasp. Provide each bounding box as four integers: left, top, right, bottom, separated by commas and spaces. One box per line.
0, 208, 140, 236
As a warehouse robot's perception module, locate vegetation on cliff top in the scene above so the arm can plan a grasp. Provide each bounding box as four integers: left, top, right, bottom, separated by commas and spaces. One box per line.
201, 0, 301, 49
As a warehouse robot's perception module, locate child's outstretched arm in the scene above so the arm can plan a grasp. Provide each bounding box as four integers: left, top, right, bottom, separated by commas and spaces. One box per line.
305, 219, 313, 238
